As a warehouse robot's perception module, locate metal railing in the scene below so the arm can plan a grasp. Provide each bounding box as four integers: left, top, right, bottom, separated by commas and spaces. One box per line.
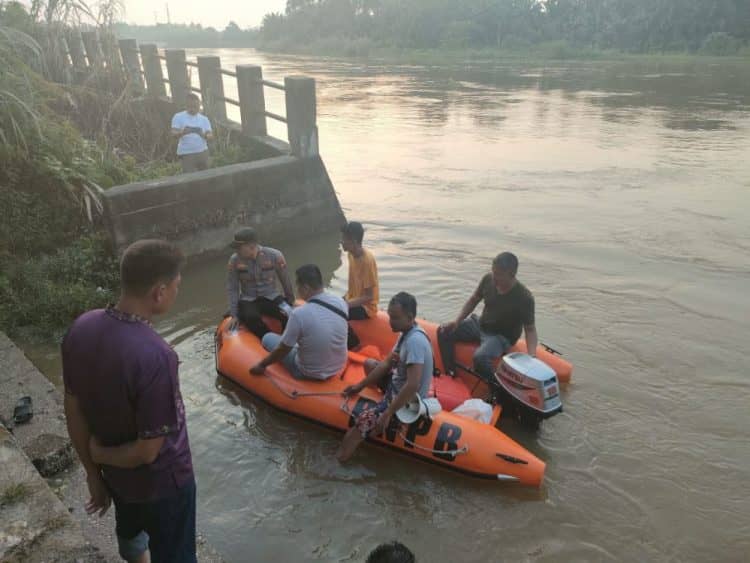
57, 31, 319, 158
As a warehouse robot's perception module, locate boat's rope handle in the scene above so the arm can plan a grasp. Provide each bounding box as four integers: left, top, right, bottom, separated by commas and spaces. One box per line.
258, 369, 345, 400
397, 431, 469, 456
260, 370, 371, 401
259, 370, 301, 399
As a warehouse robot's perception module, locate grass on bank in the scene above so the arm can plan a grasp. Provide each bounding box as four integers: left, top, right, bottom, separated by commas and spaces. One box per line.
0, 483, 32, 507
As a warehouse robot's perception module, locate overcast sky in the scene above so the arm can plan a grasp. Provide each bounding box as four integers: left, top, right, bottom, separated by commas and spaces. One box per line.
121, 0, 287, 29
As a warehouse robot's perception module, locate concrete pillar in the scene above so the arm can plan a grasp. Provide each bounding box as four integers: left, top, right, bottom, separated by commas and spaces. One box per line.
117, 39, 144, 94
51, 30, 73, 84
284, 76, 318, 158
197, 55, 226, 121
65, 29, 87, 70
165, 49, 190, 107
236, 65, 266, 136
80, 30, 102, 68
140, 44, 166, 98
100, 31, 122, 72
118, 39, 144, 93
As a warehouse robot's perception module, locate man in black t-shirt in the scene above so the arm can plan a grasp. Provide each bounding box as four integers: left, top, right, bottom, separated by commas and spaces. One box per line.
437, 252, 538, 380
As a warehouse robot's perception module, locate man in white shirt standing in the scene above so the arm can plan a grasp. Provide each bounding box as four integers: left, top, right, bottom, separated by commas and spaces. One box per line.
171, 93, 213, 173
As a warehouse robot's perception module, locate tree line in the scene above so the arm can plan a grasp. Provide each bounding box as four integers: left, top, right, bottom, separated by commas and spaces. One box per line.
258, 0, 750, 54
114, 22, 259, 48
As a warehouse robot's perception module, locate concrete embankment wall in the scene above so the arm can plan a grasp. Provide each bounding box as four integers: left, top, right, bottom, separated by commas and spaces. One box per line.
0, 333, 223, 562
102, 154, 345, 257
0, 332, 103, 561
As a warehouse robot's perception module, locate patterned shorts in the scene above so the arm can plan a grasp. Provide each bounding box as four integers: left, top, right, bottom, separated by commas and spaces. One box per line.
354, 386, 398, 438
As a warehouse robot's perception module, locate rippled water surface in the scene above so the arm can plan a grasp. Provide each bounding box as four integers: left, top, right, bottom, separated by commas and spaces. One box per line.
29, 51, 750, 561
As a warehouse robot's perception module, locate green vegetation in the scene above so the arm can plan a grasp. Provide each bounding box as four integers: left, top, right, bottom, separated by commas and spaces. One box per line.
114, 21, 259, 48
254, 0, 750, 59
0, 2, 263, 341
0, 483, 32, 507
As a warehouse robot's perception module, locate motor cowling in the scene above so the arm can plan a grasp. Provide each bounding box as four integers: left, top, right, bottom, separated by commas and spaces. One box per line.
494, 352, 563, 428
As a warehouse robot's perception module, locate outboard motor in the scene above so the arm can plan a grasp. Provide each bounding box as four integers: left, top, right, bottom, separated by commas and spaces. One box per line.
494, 352, 562, 429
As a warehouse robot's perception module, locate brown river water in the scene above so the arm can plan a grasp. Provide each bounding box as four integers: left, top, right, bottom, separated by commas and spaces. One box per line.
25, 50, 750, 561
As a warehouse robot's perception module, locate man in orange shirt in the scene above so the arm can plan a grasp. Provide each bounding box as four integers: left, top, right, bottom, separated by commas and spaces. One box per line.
341, 221, 379, 348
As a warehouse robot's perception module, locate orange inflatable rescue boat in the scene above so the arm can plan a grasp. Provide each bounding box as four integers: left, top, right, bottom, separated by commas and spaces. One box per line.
215, 313, 573, 487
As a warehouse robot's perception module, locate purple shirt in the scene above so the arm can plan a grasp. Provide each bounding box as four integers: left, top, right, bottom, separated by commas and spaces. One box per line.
62, 307, 193, 503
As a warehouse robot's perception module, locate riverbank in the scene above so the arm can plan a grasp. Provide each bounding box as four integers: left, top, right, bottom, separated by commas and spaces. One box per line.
0, 331, 224, 562
254, 39, 750, 65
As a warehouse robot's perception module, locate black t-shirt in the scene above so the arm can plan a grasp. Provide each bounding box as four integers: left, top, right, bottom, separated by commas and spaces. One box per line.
477, 274, 535, 344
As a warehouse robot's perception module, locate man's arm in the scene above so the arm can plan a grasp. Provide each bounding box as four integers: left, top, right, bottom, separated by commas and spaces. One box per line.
64, 393, 98, 476
522, 292, 537, 357
89, 436, 166, 469
63, 393, 111, 516
343, 357, 392, 395
455, 284, 482, 324
444, 283, 482, 331
385, 364, 421, 416
251, 343, 293, 374
171, 114, 184, 138
373, 363, 421, 434
227, 259, 240, 319
347, 286, 374, 309
275, 254, 295, 303
524, 325, 538, 358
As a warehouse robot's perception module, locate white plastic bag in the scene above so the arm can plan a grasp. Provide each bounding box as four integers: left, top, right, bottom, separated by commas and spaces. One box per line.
451, 398, 493, 424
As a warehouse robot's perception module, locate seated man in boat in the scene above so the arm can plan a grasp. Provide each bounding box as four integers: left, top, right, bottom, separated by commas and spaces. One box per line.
227, 227, 295, 338
341, 221, 380, 349
341, 221, 379, 320
250, 264, 348, 380
337, 292, 433, 462
437, 252, 537, 382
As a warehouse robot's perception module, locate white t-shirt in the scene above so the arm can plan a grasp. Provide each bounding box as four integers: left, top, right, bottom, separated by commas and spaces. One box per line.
171, 111, 212, 155
281, 292, 348, 380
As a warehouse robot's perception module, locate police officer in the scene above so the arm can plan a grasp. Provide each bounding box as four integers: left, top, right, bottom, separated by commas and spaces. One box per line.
227, 228, 295, 338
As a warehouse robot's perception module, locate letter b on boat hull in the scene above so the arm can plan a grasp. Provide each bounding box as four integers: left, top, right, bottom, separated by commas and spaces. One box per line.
433, 423, 462, 461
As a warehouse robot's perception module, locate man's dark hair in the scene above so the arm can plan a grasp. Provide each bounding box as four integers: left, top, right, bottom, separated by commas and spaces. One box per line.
120, 239, 185, 296
389, 292, 417, 318
295, 264, 323, 289
366, 541, 415, 563
186, 92, 200, 103
341, 221, 365, 245
492, 251, 519, 276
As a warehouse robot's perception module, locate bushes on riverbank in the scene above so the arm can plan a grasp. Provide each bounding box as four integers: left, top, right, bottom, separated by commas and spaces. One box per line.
0, 235, 118, 340
0, 5, 261, 340
258, 0, 750, 58
0, 55, 119, 337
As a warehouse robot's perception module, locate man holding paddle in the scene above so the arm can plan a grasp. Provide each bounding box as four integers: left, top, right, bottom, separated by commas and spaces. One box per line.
437, 252, 538, 382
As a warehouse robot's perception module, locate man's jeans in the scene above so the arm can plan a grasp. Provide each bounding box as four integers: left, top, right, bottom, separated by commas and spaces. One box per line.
180, 150, 209, 173
437, 314, 511, 380
261, 333, 307, 379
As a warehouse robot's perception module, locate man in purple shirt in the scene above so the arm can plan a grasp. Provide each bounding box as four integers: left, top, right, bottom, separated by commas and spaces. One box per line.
62, 239, 195, 563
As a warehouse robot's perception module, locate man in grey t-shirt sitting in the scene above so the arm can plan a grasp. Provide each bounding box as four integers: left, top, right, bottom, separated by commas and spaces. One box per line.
251, 264, 348, 380
337, 292, 433, 462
